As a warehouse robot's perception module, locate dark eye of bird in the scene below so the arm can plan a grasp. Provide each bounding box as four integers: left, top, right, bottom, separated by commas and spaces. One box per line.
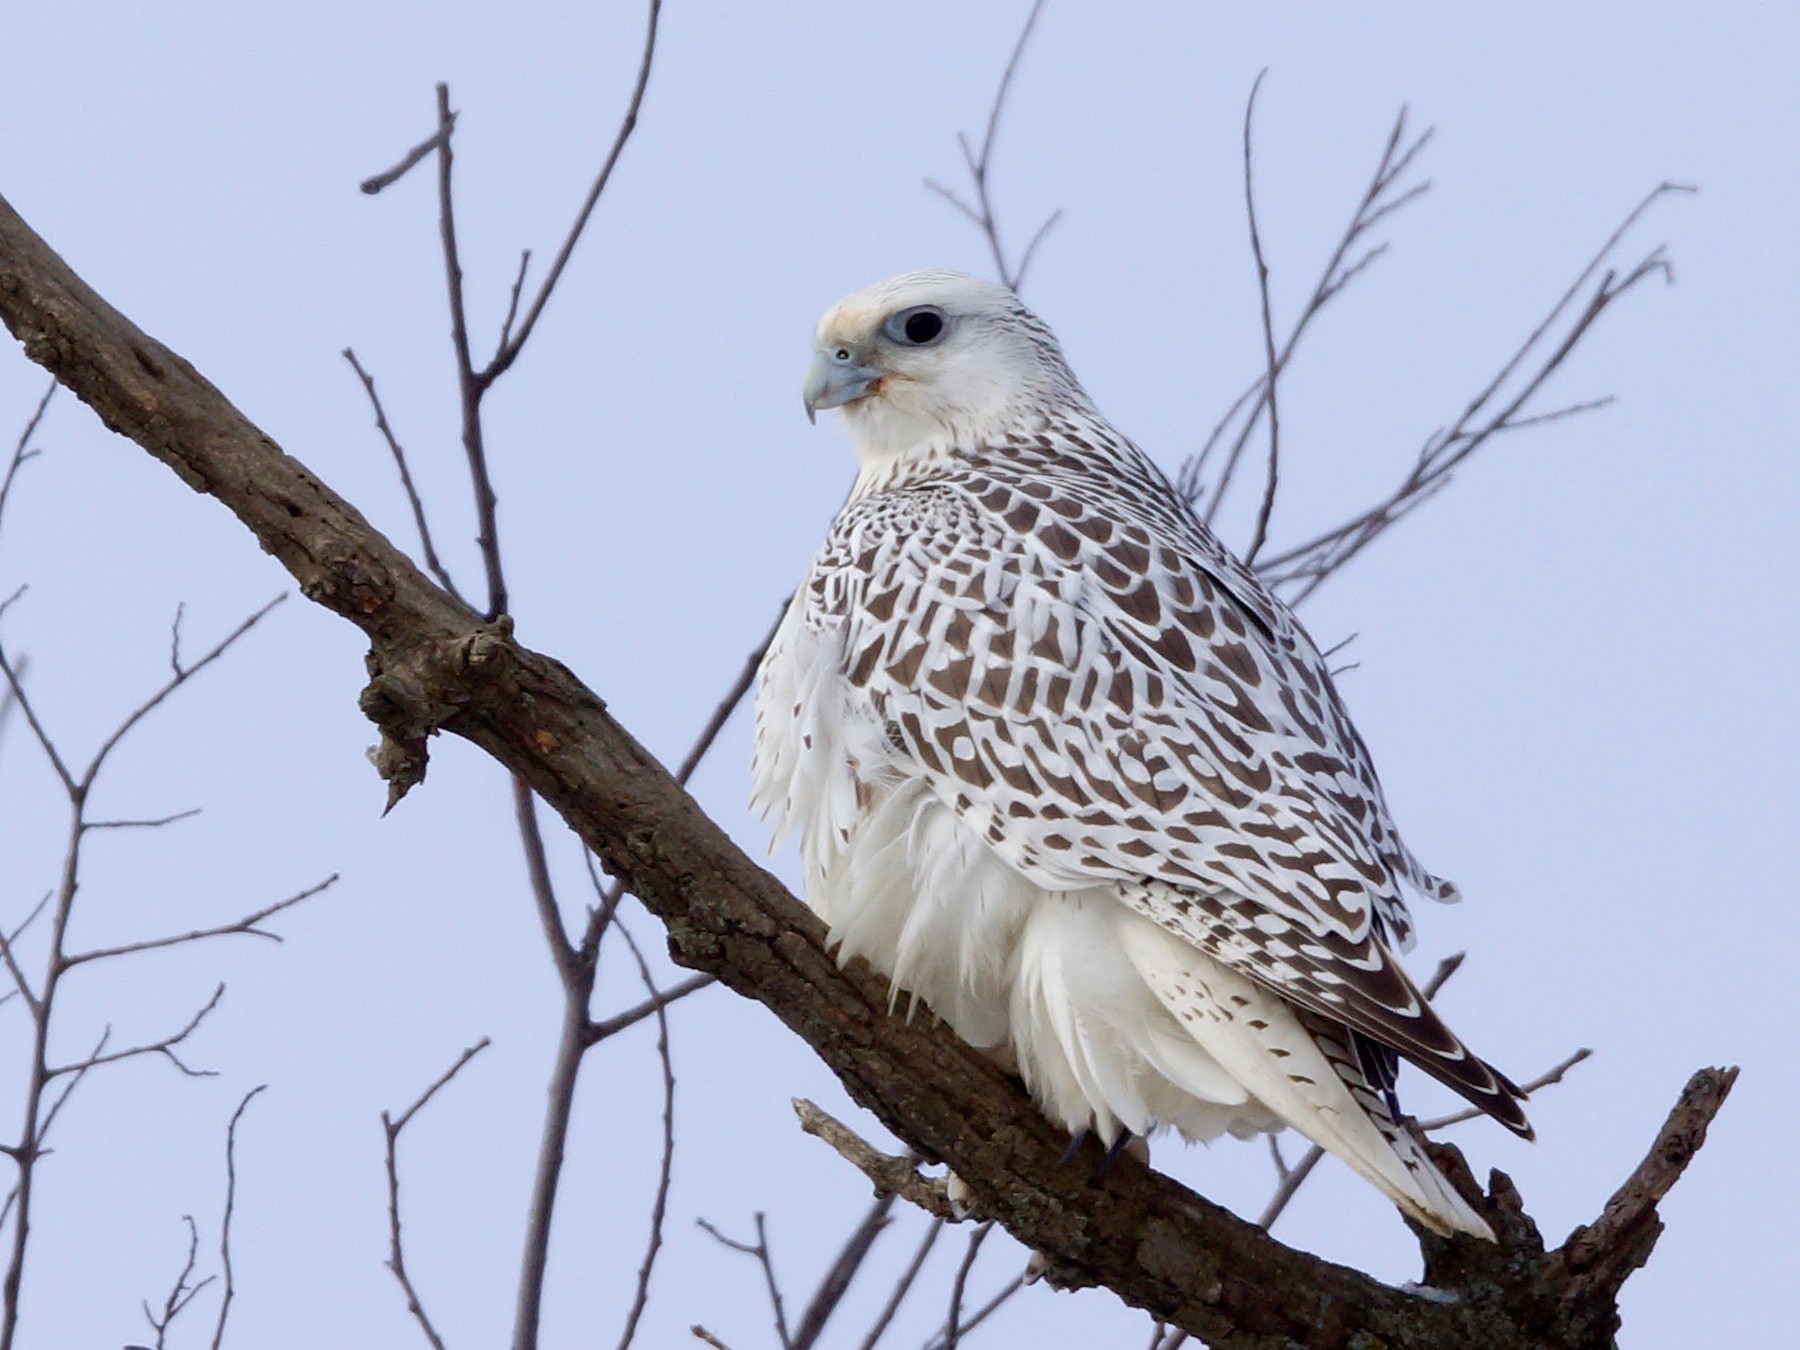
903, 309, 944, 344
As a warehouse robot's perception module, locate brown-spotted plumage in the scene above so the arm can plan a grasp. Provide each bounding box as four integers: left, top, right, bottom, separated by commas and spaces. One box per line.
755, 270, 1527, 1238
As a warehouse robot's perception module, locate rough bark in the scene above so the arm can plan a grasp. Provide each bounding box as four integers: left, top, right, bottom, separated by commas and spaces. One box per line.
0, 189, 1734, 1349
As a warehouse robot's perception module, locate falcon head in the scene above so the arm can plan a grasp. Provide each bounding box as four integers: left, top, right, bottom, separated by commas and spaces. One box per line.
804, 270, 1079, 463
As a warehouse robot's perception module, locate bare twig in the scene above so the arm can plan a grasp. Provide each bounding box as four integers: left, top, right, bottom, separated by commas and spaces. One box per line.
697, 1213, 792, 1350
0, 378, 53, 539
485, 0, 662, 383
1186, 107, 1434, 514
586, 973, 713, 1045
86, 808, 203, 831
48, 983, 226, 1080
610, 922, 678, 1350
81, 595, 287, 791
361, 120, 456, 195
1416, 1047, 1593, 1131
858, 1218, 944, 1350
140, 1215, 214, 1350
937, 1221, 995, 1350
791, 1192, 896, 1350
210, 1085, 266, 1350
63, 875, 335, 969
924, 0, 1057, 291
1256, 182, 1695, 602
928, 1271, 1025, 1350
794, 1099, 959, 1222
343, 349, 466, 604
382, 1038, 492, 1350
1240, 72, 1282, 567
673, 599, 789, 786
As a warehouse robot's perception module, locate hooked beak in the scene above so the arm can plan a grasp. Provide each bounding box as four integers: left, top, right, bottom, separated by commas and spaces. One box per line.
803, 351, 883, 424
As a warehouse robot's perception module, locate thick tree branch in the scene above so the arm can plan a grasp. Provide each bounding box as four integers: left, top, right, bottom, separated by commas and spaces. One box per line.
0, 189, 1732, 1350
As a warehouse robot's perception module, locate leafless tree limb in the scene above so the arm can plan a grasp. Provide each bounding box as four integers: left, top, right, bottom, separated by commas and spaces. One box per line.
85, 808, 203, 831
791, 1192, 896, 1350
924, 0, 1058, 292
210, 1084, 265, 1350
1185, 107, 1435, 515
1255, 182, 1695, 602
343, 348, 466, 604
697, 1213, 793, 1350
63, 874, 335, 968
137, 1214, 214, 1350
47, 982, 225, 1079
936, 1220, 994, 1350
928, 1270, 1024, 1350
0, 378, 51, 537
794, 1099, 959, 1223
586, 973, 713, 1045
382, 1038, 492, 1350
1239, 71, 1282, 568
360, 120, 455, 195
610, 920, 678, 1350
858, 1217, 944, 1350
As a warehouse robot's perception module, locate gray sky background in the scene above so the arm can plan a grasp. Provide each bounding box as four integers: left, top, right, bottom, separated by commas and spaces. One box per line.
0, 3, 1794, 1347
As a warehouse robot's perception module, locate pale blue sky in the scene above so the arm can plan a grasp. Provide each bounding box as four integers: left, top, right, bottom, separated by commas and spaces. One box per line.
0, 4, 1794, 1347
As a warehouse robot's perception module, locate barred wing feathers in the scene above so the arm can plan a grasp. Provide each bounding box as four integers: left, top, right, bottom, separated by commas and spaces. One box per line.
814, 436, 1530, 1140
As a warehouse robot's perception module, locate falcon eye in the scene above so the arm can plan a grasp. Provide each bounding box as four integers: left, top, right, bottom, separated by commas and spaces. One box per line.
884, 306, 947, 347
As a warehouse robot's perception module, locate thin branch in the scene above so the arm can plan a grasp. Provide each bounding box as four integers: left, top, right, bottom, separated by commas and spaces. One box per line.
47, 982, 226, 1080
928, 1272, 1024, 1350
1240, 71, 1282, 567
791, 1192, 896, 1350
382, 1038, 491, 1350
210, 1085, 266, 1350
858, 1219, 944, 1350
81, 595, 287, 790
85, 808, 202, 831
673, 599, 789, 787
361, 120, 456, 195
342, 348, 466, 604
924, 0, 1055, 291
497, 251, 533, 356
62, 875, 335, 969
0, 598, 75, 795
585, 973, 712, 1045
140, 1215, 214, 1350
610, 922, 678, 1350
1188, 108, 1434, 513
1257, 182, 1695, 601
485, 0, 663, 381
0, 378, 53, 539
936, 1221, 994, 1350
697, 1213, 793, 1350
1416, 1048, 1593, 1131
793, 1100, 959, 1222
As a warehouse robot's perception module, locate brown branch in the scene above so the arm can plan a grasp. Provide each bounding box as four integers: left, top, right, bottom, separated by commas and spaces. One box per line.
1239, 72, 1281, 567
484, 0, 662, 382
609, 920, 678, 1350
361, 121, 455, 195
791, 1192, 896, 1350
342, 348, 466, 604
937, 1220, 994, 1350
793, 1100, 958, 1223
0, 378, 52, 537
0, 187, 1733, 1350
925, 0, 1057, 292
697, 1213, 792, 1350
585, 973, 712, 1045
47, 982, 226, 1079
857, 1217, 942, 1350
210, 1084, 265, 1350
382, 1038, 491, 1350
140, 1215, 213, 1350
62, 874, 335, 969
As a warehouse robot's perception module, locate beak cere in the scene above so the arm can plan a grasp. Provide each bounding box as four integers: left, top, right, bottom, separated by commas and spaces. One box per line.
803, 351, 883, 423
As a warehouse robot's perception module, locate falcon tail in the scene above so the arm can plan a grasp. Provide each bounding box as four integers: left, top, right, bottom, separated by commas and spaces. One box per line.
1122, 923, 1496, 1240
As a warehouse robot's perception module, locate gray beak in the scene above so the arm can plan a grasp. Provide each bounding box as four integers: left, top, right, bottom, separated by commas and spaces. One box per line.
803, 351, 882, 424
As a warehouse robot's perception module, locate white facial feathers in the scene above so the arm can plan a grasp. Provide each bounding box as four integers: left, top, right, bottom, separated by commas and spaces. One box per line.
807, 270, 1085, 474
